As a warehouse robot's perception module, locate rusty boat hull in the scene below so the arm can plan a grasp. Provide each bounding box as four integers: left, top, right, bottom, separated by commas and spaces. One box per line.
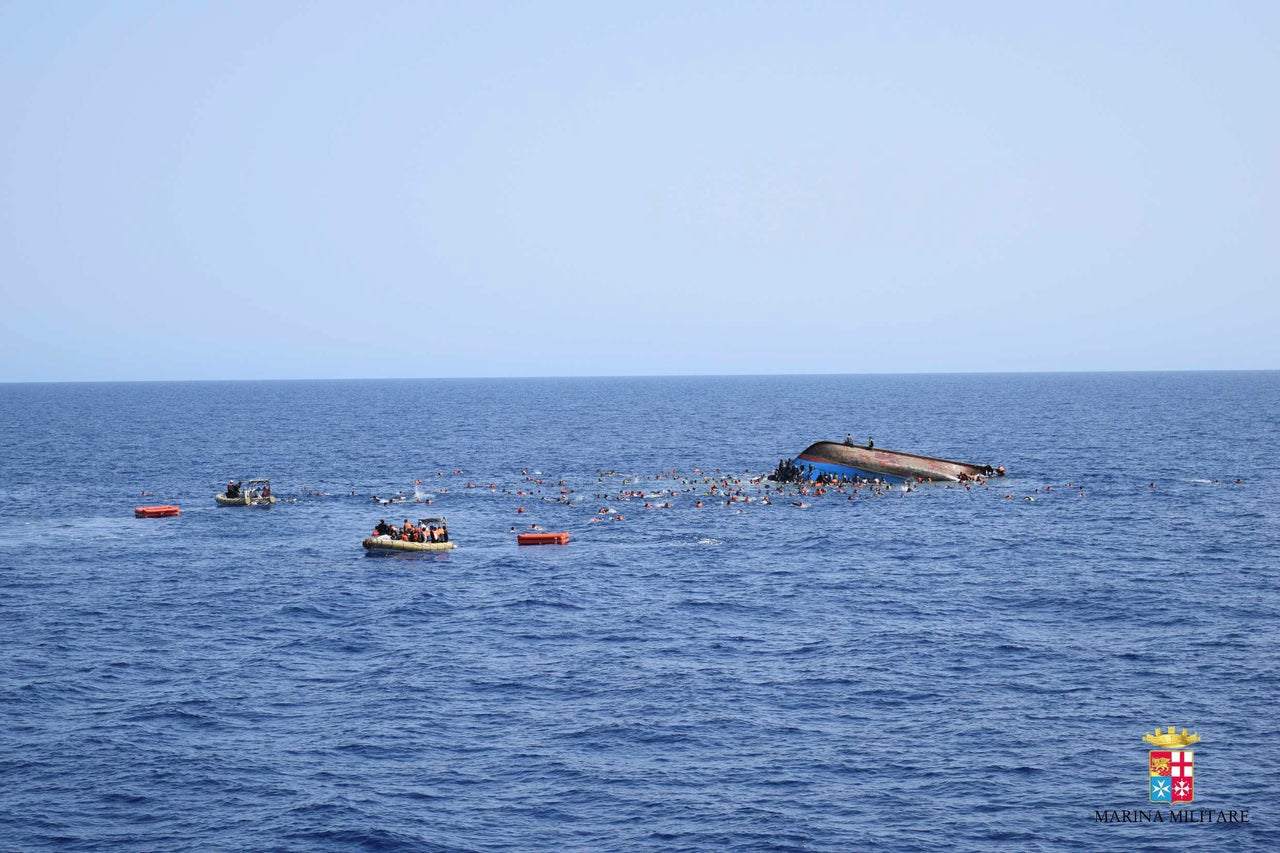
794, 441, 995, 483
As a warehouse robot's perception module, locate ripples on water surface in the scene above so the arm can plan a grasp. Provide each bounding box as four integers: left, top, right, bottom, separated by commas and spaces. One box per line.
1, 373, 1277, 851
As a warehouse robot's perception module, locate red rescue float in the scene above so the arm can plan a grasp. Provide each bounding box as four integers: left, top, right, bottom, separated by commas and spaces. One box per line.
517, 531, 570, 546
135, 505, 180, 518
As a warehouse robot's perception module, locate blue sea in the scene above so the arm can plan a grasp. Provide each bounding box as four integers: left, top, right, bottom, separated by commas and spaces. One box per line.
1, 372, 1277, 852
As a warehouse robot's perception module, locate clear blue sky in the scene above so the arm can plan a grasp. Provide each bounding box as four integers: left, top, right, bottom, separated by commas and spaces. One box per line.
2, 1, 1276, 381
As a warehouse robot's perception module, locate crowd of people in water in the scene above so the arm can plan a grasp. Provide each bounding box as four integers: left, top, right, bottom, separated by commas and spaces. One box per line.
770, 458, 895, 485
179, 463, 1245, 557
204, 449, 1243, 547
771, 458, 809, 483
372, 518, 449, 544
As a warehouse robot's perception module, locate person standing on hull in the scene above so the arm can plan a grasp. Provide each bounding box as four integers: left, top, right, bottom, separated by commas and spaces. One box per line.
867, 437, 874, 449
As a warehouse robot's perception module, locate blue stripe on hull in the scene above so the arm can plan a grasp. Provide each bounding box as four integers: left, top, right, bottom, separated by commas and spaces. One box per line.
795, 457, 907, 484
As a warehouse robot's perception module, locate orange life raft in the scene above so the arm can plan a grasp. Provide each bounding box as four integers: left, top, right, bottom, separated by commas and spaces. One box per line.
516, 531, 570, 546
135, 505, 180, 518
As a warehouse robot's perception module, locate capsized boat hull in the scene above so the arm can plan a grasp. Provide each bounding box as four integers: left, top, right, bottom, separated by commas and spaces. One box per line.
794, 441, 995, 483
362, 536, 455, 552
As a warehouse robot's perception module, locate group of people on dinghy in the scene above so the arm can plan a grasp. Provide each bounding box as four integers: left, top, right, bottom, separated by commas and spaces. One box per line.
372, 518, 449, 544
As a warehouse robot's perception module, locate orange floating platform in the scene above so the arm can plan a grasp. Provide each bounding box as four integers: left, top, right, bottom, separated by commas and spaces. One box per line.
517, 531, 570, 546
135, 505, 180, 518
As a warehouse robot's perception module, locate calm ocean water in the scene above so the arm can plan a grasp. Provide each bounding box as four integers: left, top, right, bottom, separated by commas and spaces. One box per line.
1, 373, 1277, 851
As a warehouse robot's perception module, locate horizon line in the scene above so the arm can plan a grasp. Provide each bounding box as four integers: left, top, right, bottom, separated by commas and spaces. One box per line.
2, 367, 1276, 386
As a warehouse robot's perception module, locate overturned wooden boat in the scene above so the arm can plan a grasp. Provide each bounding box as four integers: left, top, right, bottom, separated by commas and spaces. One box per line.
791, 440, 1003, 483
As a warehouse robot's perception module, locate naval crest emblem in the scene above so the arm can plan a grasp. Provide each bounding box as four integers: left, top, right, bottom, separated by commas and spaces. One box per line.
1144, 726, 1199, 803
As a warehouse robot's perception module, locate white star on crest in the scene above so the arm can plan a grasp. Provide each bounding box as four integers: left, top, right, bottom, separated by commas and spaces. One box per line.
1152, 778, 1171, 798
